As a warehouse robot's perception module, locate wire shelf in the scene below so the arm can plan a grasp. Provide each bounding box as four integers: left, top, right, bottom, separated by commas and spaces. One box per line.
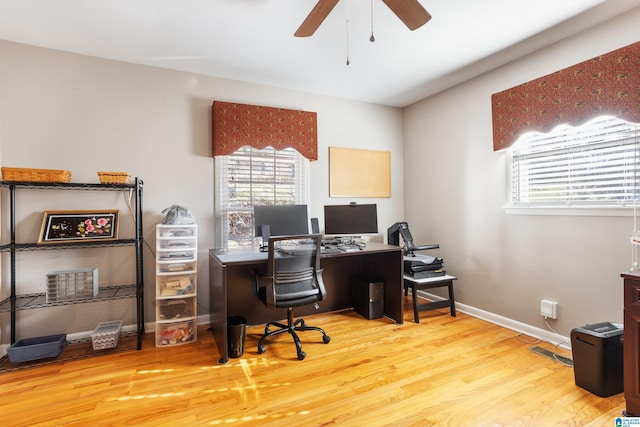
0, 180, 138, 190
0, 284, 138, 312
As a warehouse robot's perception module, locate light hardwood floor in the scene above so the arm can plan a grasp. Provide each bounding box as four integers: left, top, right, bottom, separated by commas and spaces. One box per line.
1, 296, 626, 426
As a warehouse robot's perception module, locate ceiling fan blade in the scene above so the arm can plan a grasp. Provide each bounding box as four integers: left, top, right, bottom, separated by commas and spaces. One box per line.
381, 0, 432, 31
294, 0, 340, 37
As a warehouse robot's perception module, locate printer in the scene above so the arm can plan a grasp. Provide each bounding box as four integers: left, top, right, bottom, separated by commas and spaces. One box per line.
388, 222, 445, 278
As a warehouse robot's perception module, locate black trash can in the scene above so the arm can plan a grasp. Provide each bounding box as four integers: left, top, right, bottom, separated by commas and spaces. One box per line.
227, 316, 247, 358
570, 322, 623, 397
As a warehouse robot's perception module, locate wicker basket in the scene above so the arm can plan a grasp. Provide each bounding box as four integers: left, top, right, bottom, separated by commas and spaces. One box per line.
1, 167, 71, 183
97, 171, 130, 184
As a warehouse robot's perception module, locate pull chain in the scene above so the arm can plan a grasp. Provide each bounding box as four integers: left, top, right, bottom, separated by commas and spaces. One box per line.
370, 0, 375, 42
346, 1, 350, 65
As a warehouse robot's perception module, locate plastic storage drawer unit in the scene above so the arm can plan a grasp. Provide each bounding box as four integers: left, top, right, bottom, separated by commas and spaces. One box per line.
570, 322, 623, 397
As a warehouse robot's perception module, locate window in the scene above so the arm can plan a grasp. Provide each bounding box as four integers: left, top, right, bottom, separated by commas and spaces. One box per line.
215, 146, 309, 248
508, 116, 640, 209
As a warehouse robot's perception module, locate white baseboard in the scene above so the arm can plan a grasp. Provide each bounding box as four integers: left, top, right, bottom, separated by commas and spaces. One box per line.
137, 308, 572, 351
2, 306, 569, 360
55, 316, 209, 344
417, 290, 571, 351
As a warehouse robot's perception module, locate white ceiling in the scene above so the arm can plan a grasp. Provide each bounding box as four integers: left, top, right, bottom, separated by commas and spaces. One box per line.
0, 0, 637, 107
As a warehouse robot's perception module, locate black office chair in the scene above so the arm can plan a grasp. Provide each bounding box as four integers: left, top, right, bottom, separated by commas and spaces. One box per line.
253, 233, 331, 360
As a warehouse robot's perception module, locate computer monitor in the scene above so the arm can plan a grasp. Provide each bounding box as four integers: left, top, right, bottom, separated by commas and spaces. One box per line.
323, 204, 378, 237
254, 204, 309, 238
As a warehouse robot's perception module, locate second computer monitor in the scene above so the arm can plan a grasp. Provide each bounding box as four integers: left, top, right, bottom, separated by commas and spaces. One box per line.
323, 204, 378, 237
254, 204, 309, 238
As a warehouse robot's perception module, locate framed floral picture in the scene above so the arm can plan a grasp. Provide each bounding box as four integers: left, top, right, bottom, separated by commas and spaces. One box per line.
38, 210, 119, 243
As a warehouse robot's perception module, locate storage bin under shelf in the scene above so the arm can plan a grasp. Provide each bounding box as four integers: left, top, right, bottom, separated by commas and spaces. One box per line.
7, 334, 68, 363
90, 320, 123, 351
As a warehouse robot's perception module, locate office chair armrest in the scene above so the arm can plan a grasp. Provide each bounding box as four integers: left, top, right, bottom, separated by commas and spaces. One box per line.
253, 268, 285, 309
315, 268, 327, 301
263, 276, 276, 308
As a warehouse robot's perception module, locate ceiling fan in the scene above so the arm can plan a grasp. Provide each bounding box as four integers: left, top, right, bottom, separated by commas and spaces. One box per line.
294, 0, 432, 37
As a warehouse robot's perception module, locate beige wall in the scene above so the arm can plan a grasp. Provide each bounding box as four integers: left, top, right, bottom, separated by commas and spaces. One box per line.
0, 41, 404, 339
2, 7, 637, 344
403, 8, 640, 338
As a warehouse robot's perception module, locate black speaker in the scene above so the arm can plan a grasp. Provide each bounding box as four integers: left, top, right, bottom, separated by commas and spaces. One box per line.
310, 217, 320, 234
260, 224, 270, 251
353, 280, 384, 320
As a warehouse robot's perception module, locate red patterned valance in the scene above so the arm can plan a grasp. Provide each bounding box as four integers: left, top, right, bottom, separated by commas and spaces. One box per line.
212, 101, 318, 161
492, 41, 640, 151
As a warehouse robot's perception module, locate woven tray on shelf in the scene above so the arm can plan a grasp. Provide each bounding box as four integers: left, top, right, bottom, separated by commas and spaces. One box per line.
1, 167, 71, 183
97, 171, 130, 184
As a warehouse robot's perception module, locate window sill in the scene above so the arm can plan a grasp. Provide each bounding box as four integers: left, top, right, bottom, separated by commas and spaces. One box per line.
504, 205, 634, 217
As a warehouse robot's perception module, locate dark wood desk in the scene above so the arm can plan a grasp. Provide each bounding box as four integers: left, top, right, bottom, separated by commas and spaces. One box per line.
622, 271, 640, 416
209, 242, 403, 363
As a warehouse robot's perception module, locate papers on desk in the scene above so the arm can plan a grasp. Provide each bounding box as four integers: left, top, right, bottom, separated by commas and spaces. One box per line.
320, 245, 341, 254
408, 269, 446, 279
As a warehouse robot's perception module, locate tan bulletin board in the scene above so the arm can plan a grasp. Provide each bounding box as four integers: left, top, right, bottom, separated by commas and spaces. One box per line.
329, 147, 391, 198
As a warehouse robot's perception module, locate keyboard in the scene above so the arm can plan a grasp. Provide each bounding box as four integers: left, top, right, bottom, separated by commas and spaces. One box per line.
321, 245, 341, 254
322, 238, 341, 245
276, 244, 316, 255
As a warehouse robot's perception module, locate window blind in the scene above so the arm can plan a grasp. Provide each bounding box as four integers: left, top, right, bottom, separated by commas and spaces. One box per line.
510, 116, 640, 206
216, 146, 308, 247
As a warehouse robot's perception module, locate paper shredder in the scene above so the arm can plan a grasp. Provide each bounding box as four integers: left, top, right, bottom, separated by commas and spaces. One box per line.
570, 322, 623, 397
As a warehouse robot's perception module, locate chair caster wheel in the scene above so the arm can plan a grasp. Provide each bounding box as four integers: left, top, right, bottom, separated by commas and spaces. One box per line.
258, 345, 266, 354
323, 335, 331, 344
297, 351, 306, 360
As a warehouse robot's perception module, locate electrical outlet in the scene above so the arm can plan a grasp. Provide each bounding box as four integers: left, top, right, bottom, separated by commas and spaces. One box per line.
540, 299, 558, 319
